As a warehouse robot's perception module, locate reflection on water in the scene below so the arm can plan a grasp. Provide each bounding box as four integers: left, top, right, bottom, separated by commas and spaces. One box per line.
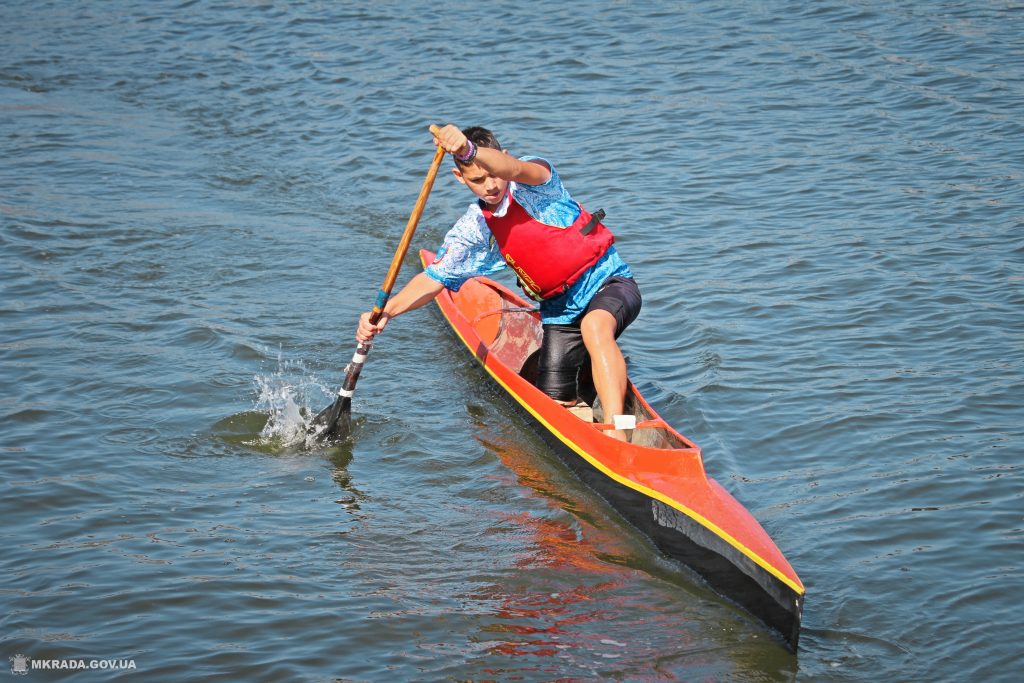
463, 417, 799, 678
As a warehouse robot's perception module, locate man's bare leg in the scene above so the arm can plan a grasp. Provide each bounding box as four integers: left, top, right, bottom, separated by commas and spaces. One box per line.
580, 309, 628, 441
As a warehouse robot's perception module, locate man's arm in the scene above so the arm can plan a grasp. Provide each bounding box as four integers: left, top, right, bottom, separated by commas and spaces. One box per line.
356, 272, 444, 342
433, 124, 551, 186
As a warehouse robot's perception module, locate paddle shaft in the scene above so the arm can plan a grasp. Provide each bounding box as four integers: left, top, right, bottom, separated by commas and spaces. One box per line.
316, 128, 446, 435
370, 141, 447, 324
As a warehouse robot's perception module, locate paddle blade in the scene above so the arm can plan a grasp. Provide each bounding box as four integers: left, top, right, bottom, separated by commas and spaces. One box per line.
308, 395, 352, 441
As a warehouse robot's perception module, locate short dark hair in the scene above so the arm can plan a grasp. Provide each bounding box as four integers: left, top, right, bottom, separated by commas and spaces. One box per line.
455, 126, 501, 167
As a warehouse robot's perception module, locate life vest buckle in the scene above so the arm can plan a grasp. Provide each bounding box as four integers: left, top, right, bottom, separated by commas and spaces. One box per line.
579, 208, 606, 236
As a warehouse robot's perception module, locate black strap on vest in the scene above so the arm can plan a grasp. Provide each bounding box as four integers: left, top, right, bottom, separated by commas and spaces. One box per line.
579, 208, 606, 236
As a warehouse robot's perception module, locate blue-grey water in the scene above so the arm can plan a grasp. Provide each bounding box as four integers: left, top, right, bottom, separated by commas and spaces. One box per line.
2, 1, 1021, 680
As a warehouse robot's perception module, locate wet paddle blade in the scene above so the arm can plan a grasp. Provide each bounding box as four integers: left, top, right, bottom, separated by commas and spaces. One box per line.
309, 395, 352, 441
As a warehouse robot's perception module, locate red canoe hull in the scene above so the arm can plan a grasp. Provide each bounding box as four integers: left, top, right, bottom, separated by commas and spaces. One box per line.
419, 250, 804, 650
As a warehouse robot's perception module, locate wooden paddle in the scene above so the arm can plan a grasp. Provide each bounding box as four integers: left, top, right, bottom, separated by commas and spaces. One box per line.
309, 125, 446, 440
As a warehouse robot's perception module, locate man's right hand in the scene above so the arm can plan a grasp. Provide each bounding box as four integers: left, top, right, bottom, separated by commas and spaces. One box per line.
432, 124, 470, 158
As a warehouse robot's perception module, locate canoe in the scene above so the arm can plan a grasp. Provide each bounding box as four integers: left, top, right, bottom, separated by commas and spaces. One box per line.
418, 249, 804, 651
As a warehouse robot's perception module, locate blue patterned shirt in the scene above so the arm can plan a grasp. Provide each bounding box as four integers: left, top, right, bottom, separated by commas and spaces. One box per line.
425, 157, 632, 325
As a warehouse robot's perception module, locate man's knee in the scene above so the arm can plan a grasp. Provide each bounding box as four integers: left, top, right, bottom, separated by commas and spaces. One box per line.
580, 309, 618, 345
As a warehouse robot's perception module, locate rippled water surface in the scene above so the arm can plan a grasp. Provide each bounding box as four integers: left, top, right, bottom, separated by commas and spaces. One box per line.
2, 1, 1022, 680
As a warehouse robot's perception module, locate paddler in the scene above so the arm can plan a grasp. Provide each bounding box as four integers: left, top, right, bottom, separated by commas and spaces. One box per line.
356, 124, 642, 439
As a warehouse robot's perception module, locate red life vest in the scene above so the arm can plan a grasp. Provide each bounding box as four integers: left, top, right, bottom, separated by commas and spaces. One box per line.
481, 193, 614, 300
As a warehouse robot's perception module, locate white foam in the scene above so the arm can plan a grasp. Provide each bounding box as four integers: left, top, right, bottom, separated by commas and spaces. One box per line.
252, 354, 331, 448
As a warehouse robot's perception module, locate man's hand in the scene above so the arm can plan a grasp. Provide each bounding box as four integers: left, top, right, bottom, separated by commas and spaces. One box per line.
432, 124, 471, 158
356, 311, 391, 343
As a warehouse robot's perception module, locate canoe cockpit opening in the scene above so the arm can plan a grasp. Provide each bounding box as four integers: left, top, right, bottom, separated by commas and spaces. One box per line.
589, 392, 694, 449
461, 280, 694, 450
528, 358, 692, 449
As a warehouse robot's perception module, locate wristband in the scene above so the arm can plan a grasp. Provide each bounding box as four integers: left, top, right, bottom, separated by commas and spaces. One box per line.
453, 139, 477, 164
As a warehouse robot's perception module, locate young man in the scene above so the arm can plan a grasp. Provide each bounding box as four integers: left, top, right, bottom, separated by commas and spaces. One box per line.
356, 124, 641, 439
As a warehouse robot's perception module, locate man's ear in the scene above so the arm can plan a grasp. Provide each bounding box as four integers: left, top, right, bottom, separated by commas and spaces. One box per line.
452, 167, 466, 185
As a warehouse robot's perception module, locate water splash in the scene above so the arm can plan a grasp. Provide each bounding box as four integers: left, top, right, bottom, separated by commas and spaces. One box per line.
252, 354, 332, 450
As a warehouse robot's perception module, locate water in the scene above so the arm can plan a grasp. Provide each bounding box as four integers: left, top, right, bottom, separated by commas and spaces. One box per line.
2, 1, 1021, 680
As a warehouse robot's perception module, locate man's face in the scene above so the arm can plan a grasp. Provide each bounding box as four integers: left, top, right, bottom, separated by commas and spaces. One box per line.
453, 161, 509, 208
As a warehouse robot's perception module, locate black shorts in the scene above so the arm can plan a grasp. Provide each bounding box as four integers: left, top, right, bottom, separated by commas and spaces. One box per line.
536, 276, 642, 402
